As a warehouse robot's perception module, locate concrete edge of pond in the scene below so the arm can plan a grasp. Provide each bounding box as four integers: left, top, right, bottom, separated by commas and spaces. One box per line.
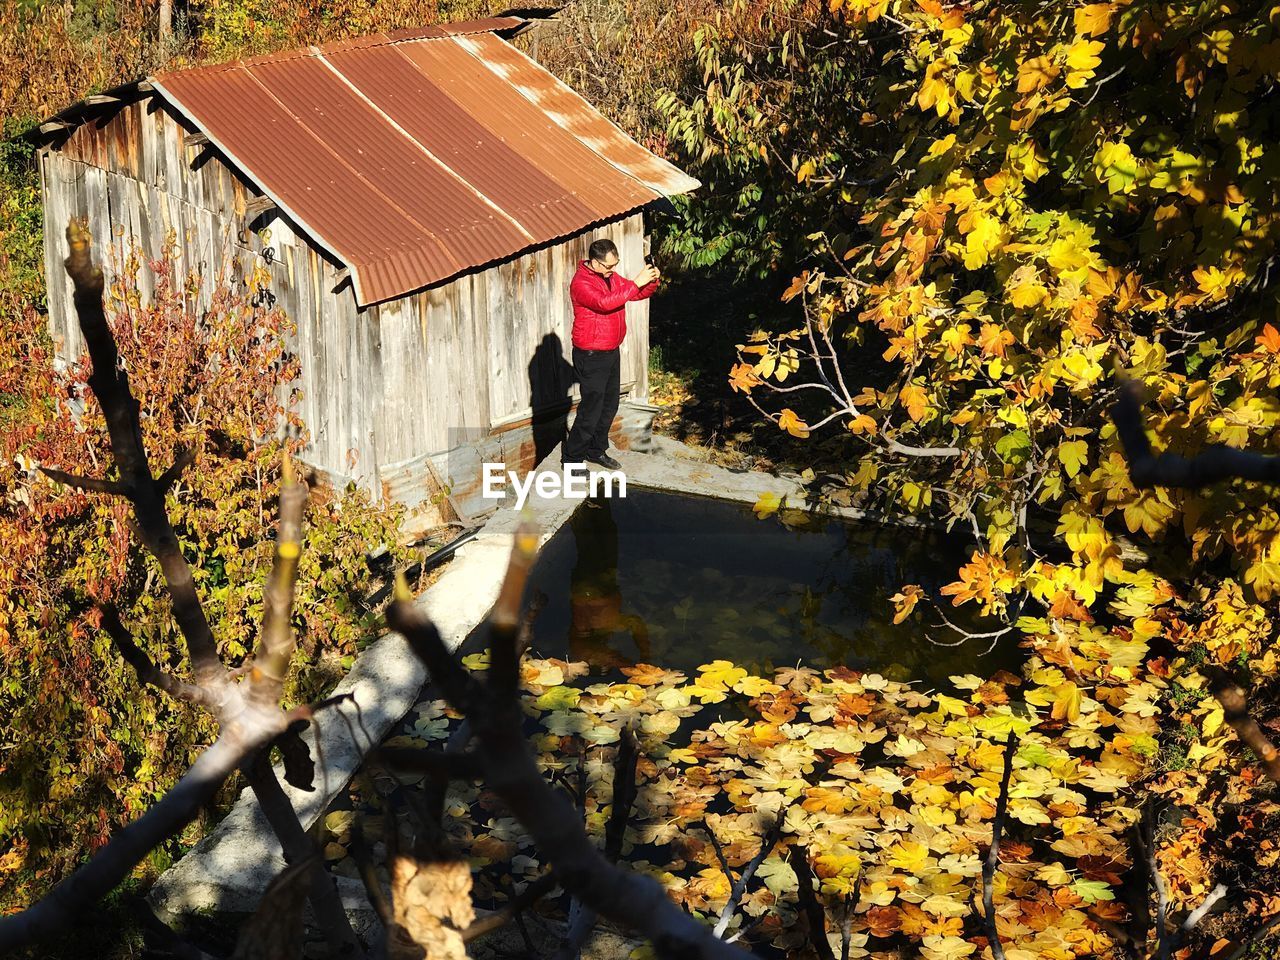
146, 433, 915, 927
621, 434, 938, 531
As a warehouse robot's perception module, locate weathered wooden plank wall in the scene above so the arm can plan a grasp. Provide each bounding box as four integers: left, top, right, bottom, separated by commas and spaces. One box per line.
41, 97, 652, 503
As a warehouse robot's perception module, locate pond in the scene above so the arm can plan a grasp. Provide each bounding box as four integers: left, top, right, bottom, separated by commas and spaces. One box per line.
518, 488, 1022, 687
324, 489, 1030, 947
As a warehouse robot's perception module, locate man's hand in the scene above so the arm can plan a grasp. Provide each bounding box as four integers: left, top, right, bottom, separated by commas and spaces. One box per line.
635, 264, 660, 287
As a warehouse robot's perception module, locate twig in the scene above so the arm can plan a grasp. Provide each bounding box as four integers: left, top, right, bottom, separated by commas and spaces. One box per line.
560, 723, 642, 959
0, 221, 366, 957
349, 818, 394, 931
462, 873, 560, 943
62, 219, 225, 687
839, 894, 854, 960
156, 445, 196, 494
97, 604, 216, 708
246, 754, 363, 957
604, 724, 640, 863
1178, 883, 1228, 939
714, 812, 784, 937
248, 454, 307, 703
1142, 803, 1170, 960
981, 731, 1016, 960
1204, 668, 1280, 784
37, 466, 130, 495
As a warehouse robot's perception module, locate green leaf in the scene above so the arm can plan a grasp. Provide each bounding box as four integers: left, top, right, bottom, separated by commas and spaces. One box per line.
1071, 879, 1115, 903
995, 430, 1031, 465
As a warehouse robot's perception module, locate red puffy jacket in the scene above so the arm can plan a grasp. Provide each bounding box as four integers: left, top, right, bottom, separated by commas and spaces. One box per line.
569, 260, 659, 350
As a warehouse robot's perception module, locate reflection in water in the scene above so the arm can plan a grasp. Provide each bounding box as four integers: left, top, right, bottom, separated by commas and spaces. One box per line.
524, 490, 1023, 686
568, 498, 650, 673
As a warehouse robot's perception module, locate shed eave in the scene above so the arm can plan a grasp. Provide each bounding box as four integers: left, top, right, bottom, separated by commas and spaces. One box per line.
351, 196, 683, 309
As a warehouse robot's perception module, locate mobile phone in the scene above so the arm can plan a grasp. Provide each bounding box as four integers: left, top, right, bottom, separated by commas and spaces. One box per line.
644, 254, 655, 266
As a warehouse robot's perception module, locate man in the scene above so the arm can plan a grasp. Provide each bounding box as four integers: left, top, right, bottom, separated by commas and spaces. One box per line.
563, 238, 660, 469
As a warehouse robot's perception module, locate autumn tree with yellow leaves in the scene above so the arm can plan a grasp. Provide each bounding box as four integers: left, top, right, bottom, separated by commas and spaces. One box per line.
655, 0, 1280, 956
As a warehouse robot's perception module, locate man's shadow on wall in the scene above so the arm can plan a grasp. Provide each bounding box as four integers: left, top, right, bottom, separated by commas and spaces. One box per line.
527, 332, 577, 467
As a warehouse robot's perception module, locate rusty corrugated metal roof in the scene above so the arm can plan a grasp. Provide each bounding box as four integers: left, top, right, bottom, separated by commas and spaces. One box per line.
142, 19, 699, 306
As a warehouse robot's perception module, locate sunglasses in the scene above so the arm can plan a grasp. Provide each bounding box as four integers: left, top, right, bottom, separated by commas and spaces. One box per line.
592, 258, 620, 272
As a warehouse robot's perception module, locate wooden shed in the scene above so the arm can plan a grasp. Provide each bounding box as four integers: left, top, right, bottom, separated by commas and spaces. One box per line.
30, 17, 698, 522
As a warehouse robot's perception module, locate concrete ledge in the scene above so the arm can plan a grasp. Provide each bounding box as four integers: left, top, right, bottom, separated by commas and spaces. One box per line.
618, 434, 934, 531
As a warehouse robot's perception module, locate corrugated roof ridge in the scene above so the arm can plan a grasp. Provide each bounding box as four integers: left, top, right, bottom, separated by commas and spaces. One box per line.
151, 18, 524, 82
456, 34, 702, 198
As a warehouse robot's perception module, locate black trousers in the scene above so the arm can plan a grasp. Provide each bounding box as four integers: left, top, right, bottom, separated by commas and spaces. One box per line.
563, 346, 620, 462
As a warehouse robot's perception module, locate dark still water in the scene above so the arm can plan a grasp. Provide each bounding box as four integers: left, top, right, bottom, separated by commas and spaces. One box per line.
521, 489, 1022, 687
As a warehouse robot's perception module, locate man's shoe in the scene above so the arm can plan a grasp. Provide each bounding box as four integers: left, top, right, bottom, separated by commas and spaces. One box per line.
587, 453, 622, 470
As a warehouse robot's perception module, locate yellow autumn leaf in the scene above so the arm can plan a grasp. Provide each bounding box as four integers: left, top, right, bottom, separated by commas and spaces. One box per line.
1064, 40, 1105, 88
1050, 682, 1082, 722
753, 490, 783, 519
962, 212, 1004, 268
847, 413, 877, 435
1094, 140, 1139, 194
696, 660, 748, 691
890, 584, 925, 624
1009, 280, 1049, 309
1074, 3, 1114, 37
777, 408, 811, 438
899, 383, 930, 422
1058, 439, 1089, 479
886, 839, 931, 871
1193, 265, 1232, 300
920, 934, 977, 960
1017, 55, 1060, 94
734, 674, 783, 697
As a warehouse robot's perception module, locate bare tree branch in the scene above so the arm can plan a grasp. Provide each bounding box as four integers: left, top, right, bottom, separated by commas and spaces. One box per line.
98, 604, 217, 708
462, 873, 560, 943
250, 454, 307, 704
349, 816, 395, 933
385, 524, 758, 960
1, 221, 366, 957
1141, 803, 1171, 960
247, 753, 362, 957
1178, 883, 1228, 939
38, 466, 130, 495
787, 845, 836, 960
157, 445, 196, 495
559, 724, 643, 960
1111, 378, 1280, 488
63, 218, 225, 688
